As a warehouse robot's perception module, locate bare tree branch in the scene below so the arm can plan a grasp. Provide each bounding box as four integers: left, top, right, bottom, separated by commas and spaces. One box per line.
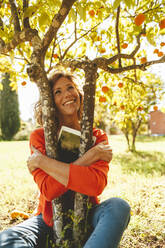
1, 51, 30, 64
61, 21, 102, 59
62, 54, 165, 75
23, 0, 30, 28
0, 17, 5, 47
9, 0, 21, 32
116, 5, 121, 67
48, 37, 57, 72
0, 28, 38, 54
42, 0, 77, 55
96, 56, 165, 74
130, 26, 146, 57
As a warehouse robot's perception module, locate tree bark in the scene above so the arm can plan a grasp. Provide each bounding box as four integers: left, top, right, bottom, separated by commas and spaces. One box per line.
73, 62, 98, 247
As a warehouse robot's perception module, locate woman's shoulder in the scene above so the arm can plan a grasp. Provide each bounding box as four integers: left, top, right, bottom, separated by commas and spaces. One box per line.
30, 127, 45, 142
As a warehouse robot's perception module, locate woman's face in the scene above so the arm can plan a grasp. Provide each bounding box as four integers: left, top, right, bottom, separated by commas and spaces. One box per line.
53, 76, 80, 120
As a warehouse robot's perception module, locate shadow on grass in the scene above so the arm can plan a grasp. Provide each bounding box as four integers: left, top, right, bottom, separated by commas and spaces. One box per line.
136, 135, 165, 142
113, 151, 165, 175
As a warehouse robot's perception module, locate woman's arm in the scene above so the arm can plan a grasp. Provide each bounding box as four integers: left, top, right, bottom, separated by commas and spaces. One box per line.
27, 142, 112, 187
28, 128, 112, 199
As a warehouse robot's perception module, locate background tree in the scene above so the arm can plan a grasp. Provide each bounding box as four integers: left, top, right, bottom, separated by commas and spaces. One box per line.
0, 73, 20, 140
0, 0, 165, 246
96, 70, 164, 151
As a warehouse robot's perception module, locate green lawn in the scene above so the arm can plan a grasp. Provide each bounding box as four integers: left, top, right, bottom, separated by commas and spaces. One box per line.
0, 135, 165, 248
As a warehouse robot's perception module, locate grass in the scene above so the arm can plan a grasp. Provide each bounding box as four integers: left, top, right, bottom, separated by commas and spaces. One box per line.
0, 135, 165, 248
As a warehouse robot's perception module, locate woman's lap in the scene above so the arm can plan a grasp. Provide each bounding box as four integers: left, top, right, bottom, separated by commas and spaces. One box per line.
0, 197, 130, 248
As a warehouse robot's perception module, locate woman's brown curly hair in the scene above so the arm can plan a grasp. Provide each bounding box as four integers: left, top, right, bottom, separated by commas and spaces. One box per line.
34, 70, 83, 127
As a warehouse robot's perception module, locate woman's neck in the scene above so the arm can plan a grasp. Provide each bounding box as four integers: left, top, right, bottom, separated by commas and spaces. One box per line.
59, 118, 80, 131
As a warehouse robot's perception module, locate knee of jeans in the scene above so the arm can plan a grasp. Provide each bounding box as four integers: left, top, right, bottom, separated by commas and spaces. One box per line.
107, 197, 131, 217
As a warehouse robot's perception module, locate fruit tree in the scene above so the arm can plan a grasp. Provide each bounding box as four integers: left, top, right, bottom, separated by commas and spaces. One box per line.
0, 0, 165, 246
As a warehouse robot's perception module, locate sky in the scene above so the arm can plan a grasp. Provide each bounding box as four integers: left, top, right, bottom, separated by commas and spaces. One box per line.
18, 81, 39, 121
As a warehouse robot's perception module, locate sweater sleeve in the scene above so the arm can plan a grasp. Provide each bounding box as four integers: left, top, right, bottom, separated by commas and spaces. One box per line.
67, 128, 110, 196
30, 128, 110, 200
30, 128, 68, 201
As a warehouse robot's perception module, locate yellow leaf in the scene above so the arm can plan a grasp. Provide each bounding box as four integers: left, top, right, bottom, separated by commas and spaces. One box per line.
38, 12, 51, 27
0, 83, 3, 90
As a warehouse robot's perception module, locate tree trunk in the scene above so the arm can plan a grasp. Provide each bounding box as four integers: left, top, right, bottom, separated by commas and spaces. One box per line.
73, 62, 98, 247
131, 119, 142, 152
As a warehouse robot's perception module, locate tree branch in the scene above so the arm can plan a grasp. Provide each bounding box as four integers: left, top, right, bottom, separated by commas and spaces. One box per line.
42, 0, 77, 55
61, 21, 102, 60
0, 28, 38, 54
23, 0, 30, 28
116, 5, 121, 67
130, 26, 146, 57
9, 0, 21, 32
96, 56, 165, 74
1, 52, 30, 64
62, 54, 165, 75
0, 17, 5, 47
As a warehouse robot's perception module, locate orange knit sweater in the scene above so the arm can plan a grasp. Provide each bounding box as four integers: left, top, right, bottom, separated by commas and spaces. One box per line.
29, 128, 109, 226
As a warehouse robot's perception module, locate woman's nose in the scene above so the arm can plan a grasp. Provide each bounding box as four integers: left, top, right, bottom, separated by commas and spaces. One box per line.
64, 89, 72, 98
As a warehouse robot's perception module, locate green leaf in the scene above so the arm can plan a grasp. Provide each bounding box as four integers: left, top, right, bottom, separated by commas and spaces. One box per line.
124, 0, 136, 8
70, 8, 77, 22
112, 0, 122, 9
38, 11, 51, 27
77, 3, 86, 22
159, 29, 165, 35
24, 6, 38, 18
0, 82, 3, 90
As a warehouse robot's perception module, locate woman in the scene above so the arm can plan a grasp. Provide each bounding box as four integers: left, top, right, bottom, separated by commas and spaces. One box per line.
0, 71, 130, 248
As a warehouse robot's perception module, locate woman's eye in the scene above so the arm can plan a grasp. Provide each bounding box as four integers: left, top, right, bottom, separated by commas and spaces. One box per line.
68, 85, 74, 90
54, 90, 61, 95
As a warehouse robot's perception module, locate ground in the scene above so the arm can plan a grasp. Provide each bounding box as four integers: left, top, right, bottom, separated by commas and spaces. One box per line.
0, 135, 165, 247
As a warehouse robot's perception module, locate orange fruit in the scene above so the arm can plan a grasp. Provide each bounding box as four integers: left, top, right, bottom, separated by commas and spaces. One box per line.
99, 96, 106, 102
153, 105, 158, 111
154, 48, 159, 54
53, 54, 58, 59
118, 82, 123, 88
88, 10, 95, 17
140, 57, 147, 64
21, 81, 27, 86
97, 36, 101, 41
121, 43, 128, 49
99, 48, 106, 53
158, 51, 164, 57
102, 86, 109, 93
160, 42, 165, 47
159, 19, 165, 29
134, 13, 145, 26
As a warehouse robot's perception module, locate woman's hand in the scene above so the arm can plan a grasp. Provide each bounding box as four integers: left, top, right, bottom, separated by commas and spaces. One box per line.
27, 146, 43, 173
91, 141, 113, 163
73, 141, 113, 166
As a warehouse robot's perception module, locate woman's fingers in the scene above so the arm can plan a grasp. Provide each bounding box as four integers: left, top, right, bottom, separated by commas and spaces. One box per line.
31, 145, 41, 154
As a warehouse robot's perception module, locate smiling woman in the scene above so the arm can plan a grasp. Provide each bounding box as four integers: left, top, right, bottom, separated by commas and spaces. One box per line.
52, 75, 81, 130
0, 70, 130, 248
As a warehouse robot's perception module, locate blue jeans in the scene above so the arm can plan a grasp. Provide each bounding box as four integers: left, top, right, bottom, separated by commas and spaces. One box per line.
0, 197, 130, 248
